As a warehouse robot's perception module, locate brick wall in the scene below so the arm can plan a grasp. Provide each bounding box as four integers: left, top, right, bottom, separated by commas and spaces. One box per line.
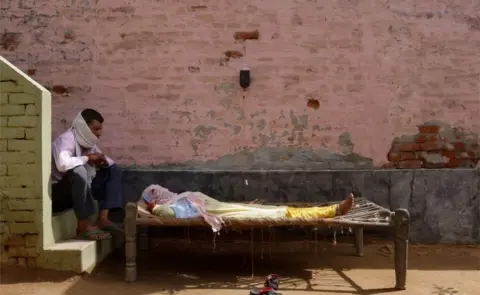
384, 122, 480, 169
1, 1, 479, 168
0, 57, 52, 268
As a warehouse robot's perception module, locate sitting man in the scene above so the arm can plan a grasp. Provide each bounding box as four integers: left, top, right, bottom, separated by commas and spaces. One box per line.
51, 108, 123, 240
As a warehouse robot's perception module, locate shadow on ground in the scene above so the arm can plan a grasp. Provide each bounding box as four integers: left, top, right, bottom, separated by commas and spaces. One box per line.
2, 241, 478, 295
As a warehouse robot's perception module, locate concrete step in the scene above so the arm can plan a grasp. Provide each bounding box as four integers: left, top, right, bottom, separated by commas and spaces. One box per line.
38, 232, 123, 273
52, 208, 100, 243
52, 210, 77, 242
48, 207, 122, 273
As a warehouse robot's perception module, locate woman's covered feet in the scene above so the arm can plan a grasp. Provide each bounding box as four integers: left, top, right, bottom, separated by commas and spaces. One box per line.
338, 193, 355, 215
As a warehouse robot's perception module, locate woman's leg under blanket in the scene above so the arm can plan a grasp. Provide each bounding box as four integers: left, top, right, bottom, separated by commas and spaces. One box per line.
285, 205, 338, 219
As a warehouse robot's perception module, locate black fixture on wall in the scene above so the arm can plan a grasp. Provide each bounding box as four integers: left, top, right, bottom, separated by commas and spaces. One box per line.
239, 66, 250, 89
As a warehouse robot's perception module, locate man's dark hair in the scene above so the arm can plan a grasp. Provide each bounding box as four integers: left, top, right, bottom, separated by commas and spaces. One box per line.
81, 108, 104, 124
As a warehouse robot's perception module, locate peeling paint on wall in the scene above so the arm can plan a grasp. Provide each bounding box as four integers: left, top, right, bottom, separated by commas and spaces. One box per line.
338, 132, 355, 155
223, 123, 241, 135
0, 32, 21, 51
194, 125, 217, 139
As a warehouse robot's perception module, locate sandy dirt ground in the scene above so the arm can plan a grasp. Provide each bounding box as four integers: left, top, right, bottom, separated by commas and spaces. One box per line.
1, 243, 479, 295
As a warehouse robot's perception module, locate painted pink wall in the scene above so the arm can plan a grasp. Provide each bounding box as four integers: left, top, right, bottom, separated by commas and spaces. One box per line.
1, 0, 479, 167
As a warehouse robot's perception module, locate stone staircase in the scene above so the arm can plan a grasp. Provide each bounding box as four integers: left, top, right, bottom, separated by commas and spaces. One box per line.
37, 208, 121, 273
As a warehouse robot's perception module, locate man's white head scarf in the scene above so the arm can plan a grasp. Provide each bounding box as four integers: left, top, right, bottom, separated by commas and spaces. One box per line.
71, 111, 99, 185
72, 111, 98, 149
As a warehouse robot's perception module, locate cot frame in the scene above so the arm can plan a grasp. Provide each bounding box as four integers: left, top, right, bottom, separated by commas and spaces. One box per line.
123, 201, 410, 290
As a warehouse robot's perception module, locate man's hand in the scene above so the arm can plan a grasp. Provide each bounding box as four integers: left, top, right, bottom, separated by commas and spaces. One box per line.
98, 156, 109, 167
87, 153, 106, 166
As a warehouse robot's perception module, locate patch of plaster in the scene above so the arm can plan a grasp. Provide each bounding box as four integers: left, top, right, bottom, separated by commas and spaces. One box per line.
194, 125, 216, 139
258, 134, 270, 146
190, 139, 201, 153
256, 119, 266, 130
289, 110, 308, 131
338, 132, 355, 155
224, 123, 241, 135
215, 82, 237, 109
234, 106, 245, 120
419, 152, 449, 164
250, 109, 267, 118
172, 111, 192, 122
206, 110, 217, 119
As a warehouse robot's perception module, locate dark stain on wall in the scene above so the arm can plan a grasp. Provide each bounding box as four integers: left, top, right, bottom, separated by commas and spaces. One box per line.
0, 31, 21, 51
131, 147, 373, 170
51, 85, 69, 95
465, 16, 480, 30
188, 66, 200, 73
224, 50, 243, 60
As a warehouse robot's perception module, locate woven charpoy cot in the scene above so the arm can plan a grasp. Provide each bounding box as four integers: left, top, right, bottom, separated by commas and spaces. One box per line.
124, 198, 411, 290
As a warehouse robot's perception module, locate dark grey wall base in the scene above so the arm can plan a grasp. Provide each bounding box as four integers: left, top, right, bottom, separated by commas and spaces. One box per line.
121, 169, 480, 244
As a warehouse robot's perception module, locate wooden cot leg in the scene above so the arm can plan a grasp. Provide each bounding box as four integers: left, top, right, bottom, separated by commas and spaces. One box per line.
392, 209, 410, 290
139, 226, 149, 251
354, 228, 364, 257
125, 202, 138, 282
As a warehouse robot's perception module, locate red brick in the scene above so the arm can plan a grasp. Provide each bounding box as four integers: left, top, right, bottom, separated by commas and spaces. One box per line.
418, 125, 441, 133
446, 158, 474, 168
415, 135, 428, 143
453, 142, 466, 151
415, 134, 440, 143
441, 150, 476, 159
395, 143, 421, 152
400, 152, 417, 160
191, 5, 207, 10
467, 151, 479, 158
442, 151, 459, 159
422, 162, 447, 168
233, 30, 260, 40
397, 160, 423, 169
381, 162, 396, 169
224, 50, 243, 59
387, 151, 401, 162
420, 142, 444, 151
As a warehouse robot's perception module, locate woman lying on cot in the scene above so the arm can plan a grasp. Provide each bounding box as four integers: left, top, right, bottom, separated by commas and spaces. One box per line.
139, 184, 355, 232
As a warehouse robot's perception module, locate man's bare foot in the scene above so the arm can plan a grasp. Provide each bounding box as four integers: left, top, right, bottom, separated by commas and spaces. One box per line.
76, 224, 111, 240
97, 219, 124, 233
338, 193, 355, 215
96, 209, 123, 232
